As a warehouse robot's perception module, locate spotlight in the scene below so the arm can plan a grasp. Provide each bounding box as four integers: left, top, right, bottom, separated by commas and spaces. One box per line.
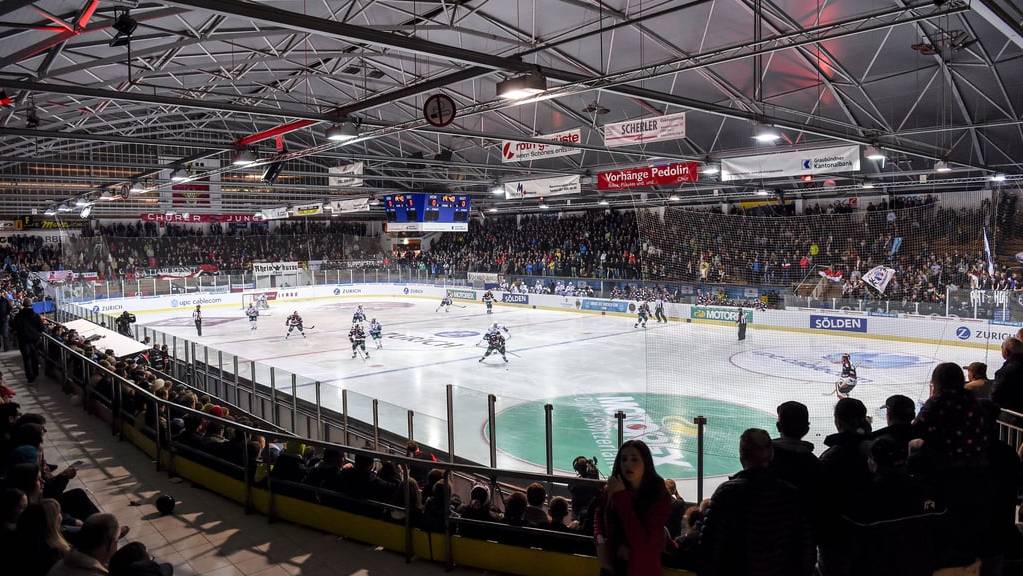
669, 195, 680, 201
488, 208, 498, 213
864, 145, 886, 162
598, 200, 609, 206
861, 183, 875, 189
232, 148, 257, 166
753, 123, 781, 143
755, 189, 770, 196
170, 167, 189, 182
109, 11, 137, 47
700, 163, 720, 175
991, 173, 1006, 182
262, 162, 284, 185
325, 121, 359, 141
496, 71, 547, 100
491, 185, 505, 195
933, 159, 952, 173
539, 203, 550, 209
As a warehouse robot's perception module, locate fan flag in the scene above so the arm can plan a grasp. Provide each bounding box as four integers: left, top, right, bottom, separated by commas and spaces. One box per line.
863, 265, 896, 294
819, 267, 843, 282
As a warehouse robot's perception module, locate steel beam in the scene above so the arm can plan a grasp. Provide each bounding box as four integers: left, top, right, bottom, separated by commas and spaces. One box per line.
972, 0, 1023, 51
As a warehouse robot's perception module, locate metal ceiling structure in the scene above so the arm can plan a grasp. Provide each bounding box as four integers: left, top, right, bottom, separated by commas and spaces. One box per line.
0, 0, 1021, 217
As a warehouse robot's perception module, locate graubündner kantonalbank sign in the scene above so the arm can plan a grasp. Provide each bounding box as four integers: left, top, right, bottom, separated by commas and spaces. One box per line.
721, 145, 861, 181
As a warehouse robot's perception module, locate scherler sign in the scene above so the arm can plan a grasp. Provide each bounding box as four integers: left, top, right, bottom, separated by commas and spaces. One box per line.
602, 111, 686, 148
501, 129, 581, 163
597, 162, 699, 190
721, 145, 861, 181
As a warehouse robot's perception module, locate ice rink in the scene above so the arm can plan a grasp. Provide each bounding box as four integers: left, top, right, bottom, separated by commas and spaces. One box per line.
133, 296, 1003, 483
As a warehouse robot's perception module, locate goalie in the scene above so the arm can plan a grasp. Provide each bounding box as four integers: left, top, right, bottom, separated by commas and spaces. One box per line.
349, 323, 369, 359
285, 311, 306, 339
835, 353, 858, 398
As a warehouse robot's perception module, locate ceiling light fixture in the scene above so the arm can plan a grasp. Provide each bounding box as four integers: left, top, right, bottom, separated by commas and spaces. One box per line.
496, 70, 547, 100
934, 159, 952, 173
57, 203, 72, 212
598, 200, 609, 206
700, 163, 720, 175
129, 181, 146, 193
753, 123, 781, 143
991, 173, 1006, 182
74, 198, 91, 207
109, 11, 137, 47
170, 167, 189, 182
232, 148, 257, 166
756, 189, 770, 196
488, 208, 498, 213
491, 185, 505, 195
669, 195, 680, 201
539, 203, 549, 209
43, 208, 56, 216
864, 145, 886, 162
325, 120, 359, 142
861, 183, 875, 189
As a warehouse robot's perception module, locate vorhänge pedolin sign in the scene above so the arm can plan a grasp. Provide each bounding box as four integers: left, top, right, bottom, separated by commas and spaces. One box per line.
721, 145, 861, 181
597, 162, 699, 191
602, 111, 686, 148
501, 129, 581, 163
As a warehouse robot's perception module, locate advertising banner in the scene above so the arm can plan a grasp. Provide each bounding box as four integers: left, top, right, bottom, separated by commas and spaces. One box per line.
810, 315, 867, 333
581, 299, 629, 313
159, 157, 221, 210
504, 175, 581, 199
14, 216, 84, 230
327, 197, 371, 213
140, 213, 257, 224
292, 202, 323, 217
447, 288, 477, 301
468, 272, 501, 284
501, 293, 530, 305
259, 207, 290, 220
691, 306, 754, 322
328, 162, 365, 187
253, 261, 302, 276
501, 129, 581, 163
597, 162, 699, 191
721, 145, 861, 181
602, 111, 686, 148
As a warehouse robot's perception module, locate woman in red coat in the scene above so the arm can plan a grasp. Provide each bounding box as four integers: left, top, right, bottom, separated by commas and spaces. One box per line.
594, 440, 672, 576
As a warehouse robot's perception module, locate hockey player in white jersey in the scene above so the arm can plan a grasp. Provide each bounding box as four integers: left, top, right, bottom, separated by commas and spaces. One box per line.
246, 303, 259, 331
352, 304, 367, 323
369, 318, 383, 349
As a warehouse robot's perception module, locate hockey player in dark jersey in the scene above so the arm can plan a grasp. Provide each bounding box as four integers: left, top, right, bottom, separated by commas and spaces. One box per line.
836, 353, 857, 398
634, 301, 650, 328
482, 290, 495, 314
285, 311, 305, 339
479, 331, 508, 363
369, 318, 383, 349
349, 323, 369, 359
436, 296, 453, 313
352, 304, 367, 323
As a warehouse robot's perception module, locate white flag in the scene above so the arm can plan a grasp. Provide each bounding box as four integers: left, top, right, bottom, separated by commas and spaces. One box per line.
863, 265, 896, 294
983, 227, 995, 276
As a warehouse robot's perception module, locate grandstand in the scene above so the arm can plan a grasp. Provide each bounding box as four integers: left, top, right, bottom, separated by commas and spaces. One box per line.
1, 1, 1023, 575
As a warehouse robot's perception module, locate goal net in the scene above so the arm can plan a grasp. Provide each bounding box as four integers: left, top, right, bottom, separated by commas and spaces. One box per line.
241, 291, 273, 312
627, 188, 1021, 476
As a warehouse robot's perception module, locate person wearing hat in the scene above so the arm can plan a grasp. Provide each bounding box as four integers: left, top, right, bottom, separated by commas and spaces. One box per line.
871, 394, 916, 449
964, 362, 993, 401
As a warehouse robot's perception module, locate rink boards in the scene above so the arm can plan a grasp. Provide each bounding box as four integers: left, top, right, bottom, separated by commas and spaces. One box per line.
71, 281, 1018, 350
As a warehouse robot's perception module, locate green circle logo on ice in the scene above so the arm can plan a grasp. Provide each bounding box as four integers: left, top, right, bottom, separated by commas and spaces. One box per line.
494, 393, 774, 479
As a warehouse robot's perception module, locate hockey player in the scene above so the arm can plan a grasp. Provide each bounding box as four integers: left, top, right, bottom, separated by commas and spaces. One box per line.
479, 330, 508, 364
654, 297, 667, 323
482, 290, 495, 314
285, 311, 305, 339
246, 303, 259, 331
436, 296, 452, 313
369, 318, 383, 349
352, 304, 367, 323
256, 293, 269, 309
486, 322, 508, 337
836, 353, 858, 398
349, 323, 369, 359
634, 301, 650, 329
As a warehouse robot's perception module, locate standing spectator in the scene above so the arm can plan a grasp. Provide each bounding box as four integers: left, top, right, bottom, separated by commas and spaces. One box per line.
12, 298, 43, 383
992, 338, 1023, 413
46, 512, 120, 576
978, 401, 1023, 575
964, 362, 993, 401
871, 394, 916, 449
0, 292, 12, 351
818, 398, 872, 576
768, 401, 821, 500
912, 362, 988, 469
699, 428, 814, 576
14, 499, 71, 576
594, 440, 671, 576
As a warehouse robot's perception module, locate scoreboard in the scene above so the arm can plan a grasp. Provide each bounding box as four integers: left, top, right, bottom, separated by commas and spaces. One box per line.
384, 193, 470, 232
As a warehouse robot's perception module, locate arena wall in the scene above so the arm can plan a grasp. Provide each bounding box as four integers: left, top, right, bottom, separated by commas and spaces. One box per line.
66, 282, 1019, 351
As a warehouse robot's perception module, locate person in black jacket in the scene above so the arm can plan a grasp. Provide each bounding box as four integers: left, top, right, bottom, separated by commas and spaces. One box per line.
871, 394, 916, 449
0, 294, 12, 352
992, 338, 1023, 414
12, 298, 43, 383
768, 401, 822, 499
700, 428, 814, 576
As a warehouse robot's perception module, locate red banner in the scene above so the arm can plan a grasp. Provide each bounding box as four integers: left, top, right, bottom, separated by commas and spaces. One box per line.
597, 162, 699, 190
140, 213, 256, 224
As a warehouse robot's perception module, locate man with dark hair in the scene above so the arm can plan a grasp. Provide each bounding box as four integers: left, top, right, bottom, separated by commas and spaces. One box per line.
818, 398, 872, 576
992, 338, 1023, 413
965, 362, 993, 400
700, 428, 813, 576
768, 401, 821, 501
871, 394, 916, 449
47, 512, 120, 576
12, 297, 43, 383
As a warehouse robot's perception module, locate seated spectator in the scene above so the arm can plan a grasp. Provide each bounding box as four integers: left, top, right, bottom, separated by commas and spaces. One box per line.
548, 496, 576, 532
768, 401, 821, 502
663, 478, 690, 540
303, 448, 343, 490
853, 437, 936, 523
268, 441, 307, 485
14, 499, 71, 576
422, 479, 458, 532
107, 541, 173, 576
0, 487, 27, 548
339, 453, 376, 500
6, 462, 43, 502
594, 440, 671, 576
47, 512, 121, 576
503, 492, 527, 527
992, 338, 1023, 413
964, 362, 993, 401
699, 428, 814, 576
871, 394, 916, 449
456, 485, 502, 522
523, 482, 550, 528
